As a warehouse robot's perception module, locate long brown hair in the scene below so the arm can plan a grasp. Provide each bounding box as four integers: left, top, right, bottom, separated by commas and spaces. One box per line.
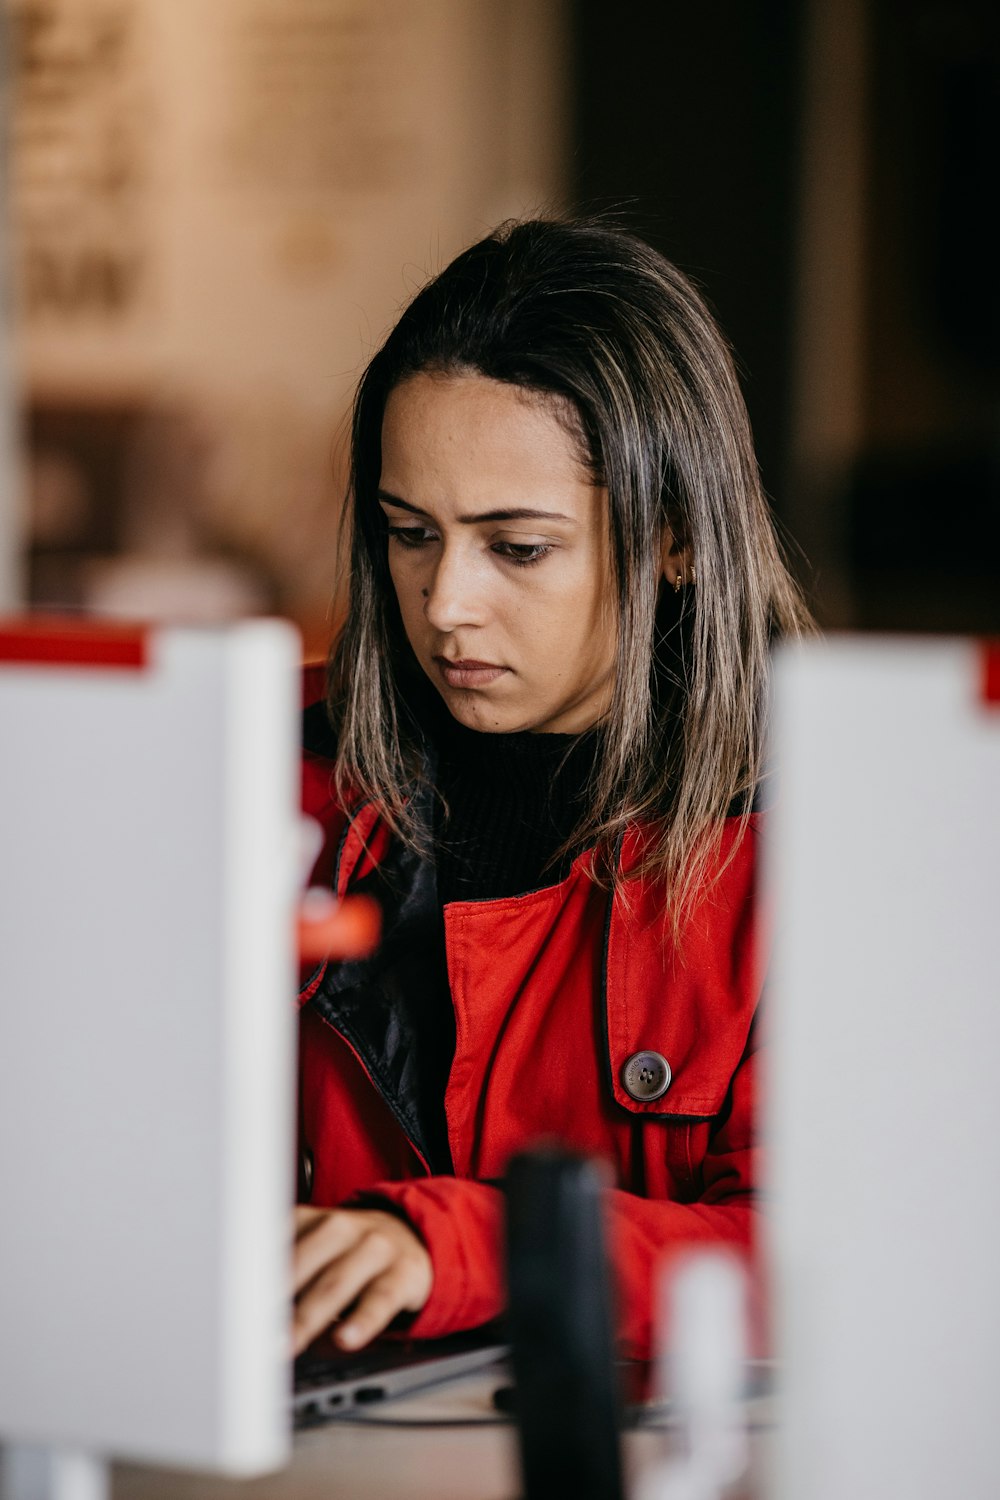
328, 218, 814, 916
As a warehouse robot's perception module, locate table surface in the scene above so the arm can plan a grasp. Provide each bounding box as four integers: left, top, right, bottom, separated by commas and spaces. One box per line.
111, 1363, 767, 1500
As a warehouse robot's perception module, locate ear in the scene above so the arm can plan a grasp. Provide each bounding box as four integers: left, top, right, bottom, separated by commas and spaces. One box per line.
659, 526, 695, 590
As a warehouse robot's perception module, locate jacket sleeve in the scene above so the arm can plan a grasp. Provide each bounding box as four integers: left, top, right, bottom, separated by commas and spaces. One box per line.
365, 1025, 760, 1360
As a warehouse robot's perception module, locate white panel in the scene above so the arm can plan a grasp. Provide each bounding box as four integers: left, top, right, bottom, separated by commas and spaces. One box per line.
765, 637, 1000, 1500
215, 623, 299, 1471
0, 622, 298, 1473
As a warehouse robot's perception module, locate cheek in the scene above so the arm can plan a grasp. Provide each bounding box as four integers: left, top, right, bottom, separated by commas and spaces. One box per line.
536, 557, 611, 647
559, 579, 616, 682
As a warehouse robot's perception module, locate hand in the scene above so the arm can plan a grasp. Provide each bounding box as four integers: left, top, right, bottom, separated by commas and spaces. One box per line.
292, 1205, 433, 1356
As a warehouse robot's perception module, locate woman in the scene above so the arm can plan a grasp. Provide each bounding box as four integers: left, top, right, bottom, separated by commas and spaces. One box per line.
292, 219, 813, 1360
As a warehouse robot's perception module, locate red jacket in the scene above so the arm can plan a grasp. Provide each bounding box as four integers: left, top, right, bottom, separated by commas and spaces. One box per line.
298, 680, 763, 1360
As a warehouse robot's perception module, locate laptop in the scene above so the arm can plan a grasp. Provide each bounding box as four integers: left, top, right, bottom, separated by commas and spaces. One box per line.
292, 1327, 510, 1425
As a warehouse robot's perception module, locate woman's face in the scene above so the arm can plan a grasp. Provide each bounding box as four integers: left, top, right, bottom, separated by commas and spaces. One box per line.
378, 372, 616, 734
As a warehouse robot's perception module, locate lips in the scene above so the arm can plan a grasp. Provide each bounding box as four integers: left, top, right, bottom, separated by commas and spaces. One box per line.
433, 656, 510, 690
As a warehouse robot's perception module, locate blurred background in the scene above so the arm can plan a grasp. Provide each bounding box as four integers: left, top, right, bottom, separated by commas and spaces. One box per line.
0, 0, 996, 656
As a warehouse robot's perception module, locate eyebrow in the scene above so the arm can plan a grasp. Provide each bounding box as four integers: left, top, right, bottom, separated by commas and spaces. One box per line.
377, 489, 575, 525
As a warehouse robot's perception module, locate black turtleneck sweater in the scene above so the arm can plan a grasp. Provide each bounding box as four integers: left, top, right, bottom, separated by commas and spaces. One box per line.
433, 717, 600, 905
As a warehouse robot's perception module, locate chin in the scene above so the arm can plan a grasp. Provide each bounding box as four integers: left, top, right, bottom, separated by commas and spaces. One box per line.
448, 704, 514, 733
440, 690, 526, 734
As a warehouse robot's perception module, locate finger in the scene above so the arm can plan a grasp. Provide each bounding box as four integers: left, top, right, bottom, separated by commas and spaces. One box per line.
293, 1231, 393, 1355
293, 1204, 326, 1236
292, 1210, 366, 1296
292, 1231, 395, 1355
334, 1265, 423, 1351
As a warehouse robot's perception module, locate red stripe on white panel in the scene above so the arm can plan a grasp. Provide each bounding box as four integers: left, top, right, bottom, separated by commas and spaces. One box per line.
0, 617, 149, 670
980, 642, 1000, 705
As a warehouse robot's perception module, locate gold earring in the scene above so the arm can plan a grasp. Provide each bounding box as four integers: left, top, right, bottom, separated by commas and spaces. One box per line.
673, 571, 683, 594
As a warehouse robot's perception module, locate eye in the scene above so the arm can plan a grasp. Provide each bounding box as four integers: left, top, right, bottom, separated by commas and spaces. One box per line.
492, 541, 553, 566
387, 525, 435, 549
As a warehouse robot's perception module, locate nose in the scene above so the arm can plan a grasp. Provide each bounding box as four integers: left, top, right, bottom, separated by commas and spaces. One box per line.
421, 544, 483, 632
